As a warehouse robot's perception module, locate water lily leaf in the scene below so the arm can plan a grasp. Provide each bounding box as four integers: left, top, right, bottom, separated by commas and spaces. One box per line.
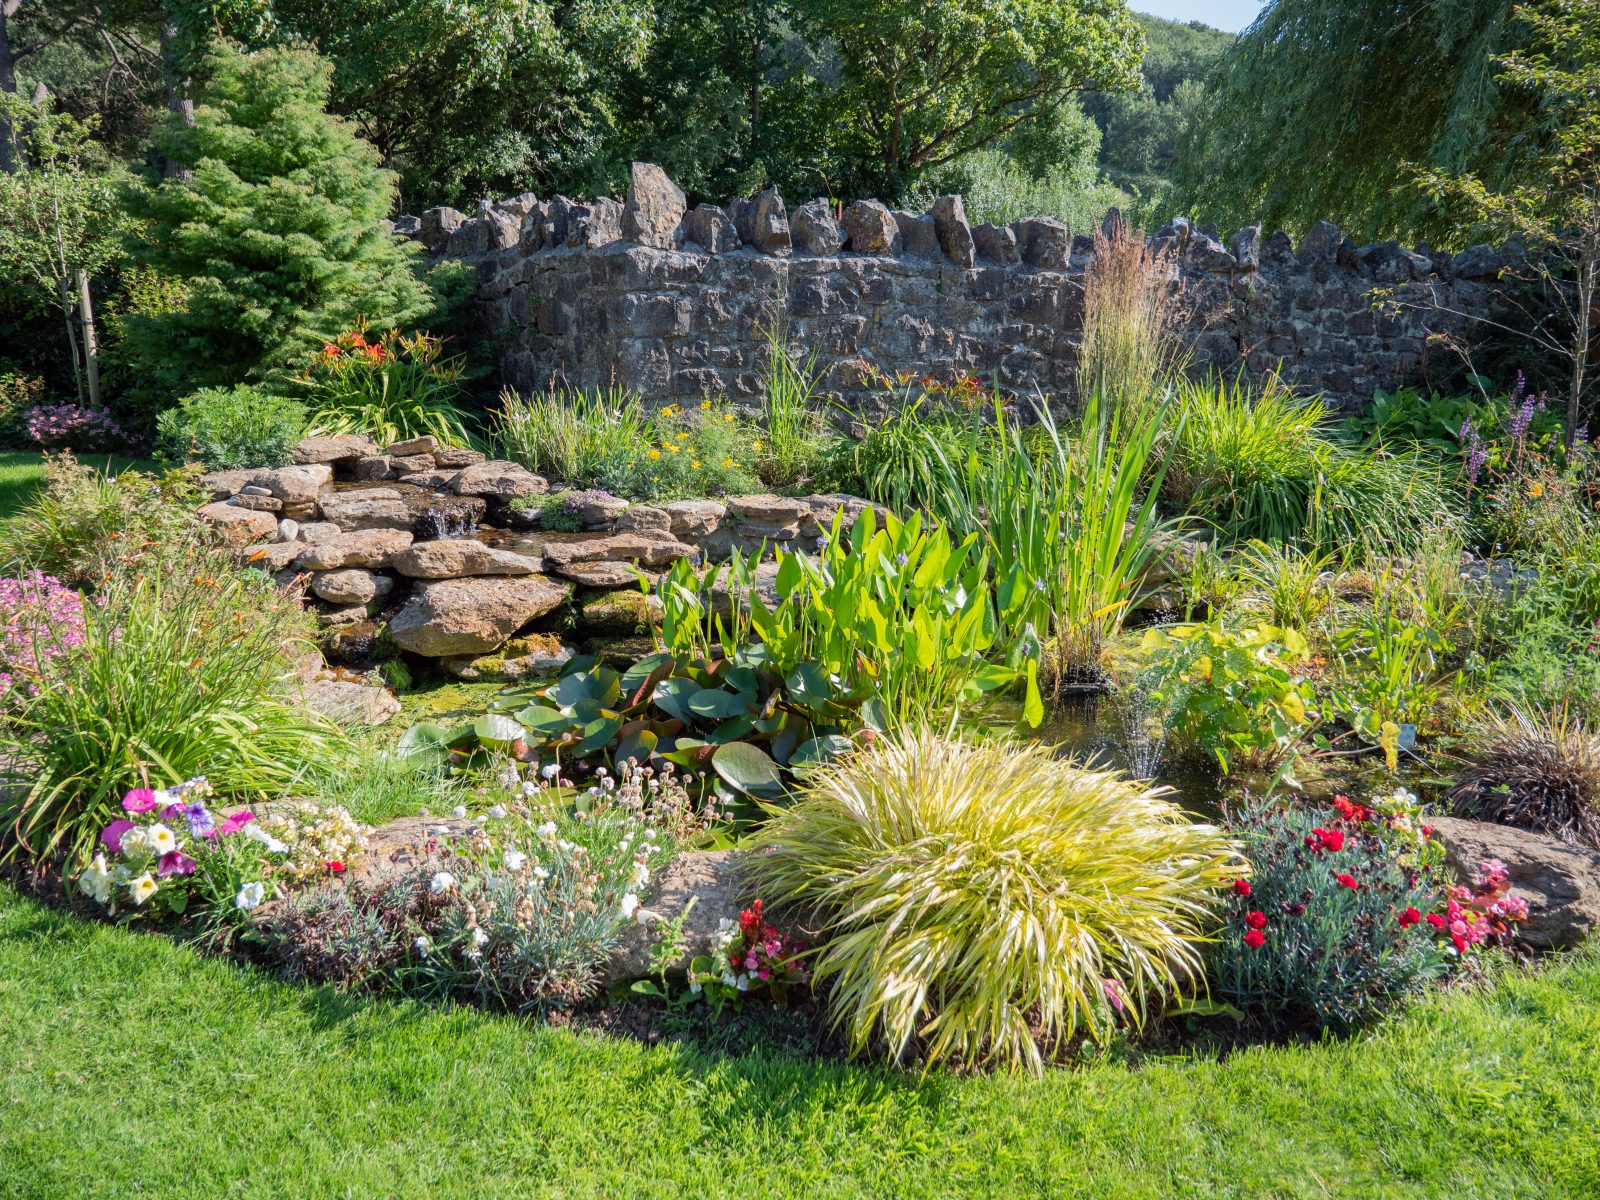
573, 715, 623, 757
712, 741, 783, 796
652, 677, 699, 724
614, 726, 658, 766
395, 723, 465, 759
473, 714, 525, 751
791, 734, 853, 766
688, 688, 749, 719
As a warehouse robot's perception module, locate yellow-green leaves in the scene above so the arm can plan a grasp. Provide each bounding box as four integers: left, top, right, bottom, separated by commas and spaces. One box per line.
750, 729, 1243, 1075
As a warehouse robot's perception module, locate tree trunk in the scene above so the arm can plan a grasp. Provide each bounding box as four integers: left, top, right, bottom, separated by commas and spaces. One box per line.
158, 17, 195, 179
77, 268, 101, 410
51, 196, 86, 404
0, 1, 20, 175
1570, 243, 1596, 448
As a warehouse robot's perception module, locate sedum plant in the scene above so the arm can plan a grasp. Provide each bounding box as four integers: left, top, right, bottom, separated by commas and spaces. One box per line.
749, 729, 1242, 1074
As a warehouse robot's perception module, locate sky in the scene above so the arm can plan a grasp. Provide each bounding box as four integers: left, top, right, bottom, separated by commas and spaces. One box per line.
1133, 1, 1268, 33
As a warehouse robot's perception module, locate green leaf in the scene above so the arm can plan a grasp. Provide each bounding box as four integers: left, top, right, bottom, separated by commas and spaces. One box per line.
711, 741, 783, 796
473, 714, 525, 751
688, 688, 749, 719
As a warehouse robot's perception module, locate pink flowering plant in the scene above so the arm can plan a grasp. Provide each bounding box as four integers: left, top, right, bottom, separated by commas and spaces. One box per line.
681, 899, 809, 1015
1423, 858, 1528, 957
79, 778, 367, 931
24, 403, 126, 453
0, 572, 87, 701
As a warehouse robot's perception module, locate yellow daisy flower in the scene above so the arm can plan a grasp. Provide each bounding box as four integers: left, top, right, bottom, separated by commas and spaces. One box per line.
648, 449, 661, 460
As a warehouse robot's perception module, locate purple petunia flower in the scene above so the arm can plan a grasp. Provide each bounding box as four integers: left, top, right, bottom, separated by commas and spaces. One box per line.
182, 802, 215, 838
101, 820, 135, 856
157, 850, 197, 878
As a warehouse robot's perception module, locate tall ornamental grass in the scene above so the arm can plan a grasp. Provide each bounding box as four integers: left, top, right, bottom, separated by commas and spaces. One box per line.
756, 325, 828, 488
1163, 376, 1457, 557
751, 730, 1241, 1074
490, 386, 652, 487
1077, 226, 1185, 418
0, 556, 344, 861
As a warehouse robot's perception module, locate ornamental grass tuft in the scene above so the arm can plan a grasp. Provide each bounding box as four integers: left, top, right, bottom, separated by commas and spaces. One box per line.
749, 729, 1242, 1074
1448, 703, 1600, 849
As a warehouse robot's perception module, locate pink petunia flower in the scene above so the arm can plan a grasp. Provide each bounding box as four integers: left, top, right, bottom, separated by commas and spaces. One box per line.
101, 819, 134, 855
122, 789, 159, 814
157, 850, 197, 877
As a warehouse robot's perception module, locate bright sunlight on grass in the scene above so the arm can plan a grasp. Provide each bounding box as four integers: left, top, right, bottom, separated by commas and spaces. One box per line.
1, 882, 1595, 1200
0, 450, 154, 522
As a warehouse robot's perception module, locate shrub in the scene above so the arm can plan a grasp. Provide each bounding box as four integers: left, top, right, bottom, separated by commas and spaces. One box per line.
121, 44, 434, 388
749, 730, 1242, 1074
261, 759, 712, 1008
0, 453, 204, 584
24, 402, 126, 453
299, 328, 473, 447
1210, 796, 1452, 1030
1139, 620, 1317, 774
1448, 703, 1600, 848
0, 554, 344, 861
1164, 376, 1458, 557
155, 385, 309, 470
0, 371, 47, 445
625, 399, 760, 500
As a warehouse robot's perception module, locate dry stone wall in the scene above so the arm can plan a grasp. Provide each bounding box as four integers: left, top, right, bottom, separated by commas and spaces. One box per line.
393, 163, 1520, 411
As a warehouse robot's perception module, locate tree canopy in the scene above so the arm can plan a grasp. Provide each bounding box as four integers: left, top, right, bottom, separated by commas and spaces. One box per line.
1173, 0, 1545, 243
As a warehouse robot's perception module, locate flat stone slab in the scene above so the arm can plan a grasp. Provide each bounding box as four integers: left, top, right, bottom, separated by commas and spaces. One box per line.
386, 574, 572, 657
389, 540, 542, 579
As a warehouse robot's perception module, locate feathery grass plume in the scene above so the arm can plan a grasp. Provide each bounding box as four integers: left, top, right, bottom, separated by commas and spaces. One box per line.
1078, 224, 1187, 420
1449, 703, 1600, 849
750, 729, 1242, 1074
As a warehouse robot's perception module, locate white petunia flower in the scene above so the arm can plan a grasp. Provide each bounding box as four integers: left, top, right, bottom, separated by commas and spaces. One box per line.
429, 871, 455, 895
234, 881, 265, 911
620, 893, 639, 920
146, 824, 178, 855
244, 825, 288, 855
78, 854, 113, 905
127, 873, 158, 905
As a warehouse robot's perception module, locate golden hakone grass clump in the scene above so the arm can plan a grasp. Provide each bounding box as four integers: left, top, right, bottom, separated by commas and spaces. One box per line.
749, 730, 1244, 1074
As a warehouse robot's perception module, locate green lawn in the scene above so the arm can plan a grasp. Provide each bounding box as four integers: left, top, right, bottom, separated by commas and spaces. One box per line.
1, 884, 1595, 1199
0, 450, 155, 522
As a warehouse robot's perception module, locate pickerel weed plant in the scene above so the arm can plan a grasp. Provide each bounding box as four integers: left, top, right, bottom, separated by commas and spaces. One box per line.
750, 729, 1243, 1074
652, 507, 1043, 728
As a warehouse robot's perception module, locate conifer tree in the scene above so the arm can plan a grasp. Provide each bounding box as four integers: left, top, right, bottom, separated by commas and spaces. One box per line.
123, 42, 433, 389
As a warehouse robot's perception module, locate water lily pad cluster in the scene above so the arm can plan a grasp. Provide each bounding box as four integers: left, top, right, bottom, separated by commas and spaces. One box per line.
398, 651, 878, 804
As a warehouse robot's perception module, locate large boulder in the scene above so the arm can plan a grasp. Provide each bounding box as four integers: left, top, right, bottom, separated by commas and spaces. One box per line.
1013, 217, 1071, 269
539, 531, 694, 569
1431, 816, 1600, 949
294, 529, 414, 571
389, 540, 542, 579
249, 463, 333, 507
841, 200, 897, 255
662, 498, 726, 540
740, 186, 791, 255
439, 634, 575, 683
317, 489, 412, 532
604, 850, 744, 985
451, 460, 549, 500
682, 203, 739, 254
310, 568, 393, 606
621, 162, 686, 250
386, 575, 572, 657
298, 678, 401, 727
197, 502, 279, 547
